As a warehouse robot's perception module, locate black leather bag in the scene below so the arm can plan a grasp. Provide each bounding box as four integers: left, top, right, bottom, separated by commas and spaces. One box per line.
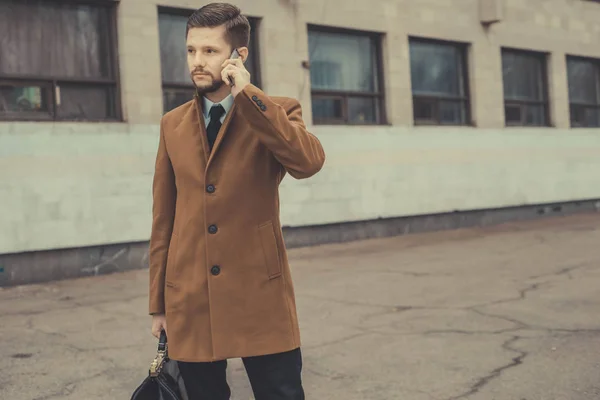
131, 330, 188, 400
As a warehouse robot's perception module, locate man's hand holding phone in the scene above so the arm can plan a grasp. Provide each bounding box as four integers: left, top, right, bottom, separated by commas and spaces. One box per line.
221, 49, 250, 98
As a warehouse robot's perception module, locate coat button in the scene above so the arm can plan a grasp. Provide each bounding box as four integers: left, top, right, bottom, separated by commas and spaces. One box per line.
260, 105, 267, 111
251, 95, 258, 101
206, 184, 215, 193
210, 265, 221, 276
208, 224, 218, 234
256, 100, 264, 106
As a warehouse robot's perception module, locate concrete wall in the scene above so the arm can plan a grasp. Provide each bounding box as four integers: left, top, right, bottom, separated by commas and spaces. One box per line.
2, 0, 600, 255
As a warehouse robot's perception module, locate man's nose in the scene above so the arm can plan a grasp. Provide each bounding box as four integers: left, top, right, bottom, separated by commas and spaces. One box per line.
192, 53, 206, 68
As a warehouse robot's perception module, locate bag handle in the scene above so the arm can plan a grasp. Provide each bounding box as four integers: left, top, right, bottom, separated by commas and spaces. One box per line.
158, 329, 167, 352
150, 329, 168, 377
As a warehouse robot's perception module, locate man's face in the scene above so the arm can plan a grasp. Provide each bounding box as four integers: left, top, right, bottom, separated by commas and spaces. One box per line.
186, 25, 232, 95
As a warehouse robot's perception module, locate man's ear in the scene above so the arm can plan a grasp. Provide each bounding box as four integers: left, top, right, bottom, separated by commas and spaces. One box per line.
237, 47, 249, 63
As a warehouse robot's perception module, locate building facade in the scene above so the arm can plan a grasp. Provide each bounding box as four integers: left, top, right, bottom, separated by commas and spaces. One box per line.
1, 0, 600, 285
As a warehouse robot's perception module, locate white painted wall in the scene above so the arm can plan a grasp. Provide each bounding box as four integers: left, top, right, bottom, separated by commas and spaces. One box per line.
2, 124, 600, 254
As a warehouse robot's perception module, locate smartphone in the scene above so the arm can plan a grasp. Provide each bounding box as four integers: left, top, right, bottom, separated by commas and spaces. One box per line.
228, 49, 240, 87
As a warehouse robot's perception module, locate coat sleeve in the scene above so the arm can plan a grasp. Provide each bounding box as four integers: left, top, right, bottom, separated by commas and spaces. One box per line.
234, 84, 326, 179
148, 117, 176, 315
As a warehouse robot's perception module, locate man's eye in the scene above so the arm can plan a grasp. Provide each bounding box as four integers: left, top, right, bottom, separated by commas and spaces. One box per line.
187, 49, 194, 54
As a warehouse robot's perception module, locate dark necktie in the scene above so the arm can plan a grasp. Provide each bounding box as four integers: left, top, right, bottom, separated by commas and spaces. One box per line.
206, 104, 225, 152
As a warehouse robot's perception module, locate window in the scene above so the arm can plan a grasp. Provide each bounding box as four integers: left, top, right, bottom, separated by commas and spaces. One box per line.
0, 0, 120, 121
307, 26, 385, 125
501, 49, 549, 127
567, 56, 600, 128
409, 38, 470, 125
158, 8, 261, 114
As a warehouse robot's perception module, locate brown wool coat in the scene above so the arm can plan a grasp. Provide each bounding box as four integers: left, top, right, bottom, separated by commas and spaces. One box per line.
148, 84, 326, 362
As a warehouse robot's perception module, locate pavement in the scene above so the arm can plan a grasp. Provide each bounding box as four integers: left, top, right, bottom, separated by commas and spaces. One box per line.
1, 213, 600, 400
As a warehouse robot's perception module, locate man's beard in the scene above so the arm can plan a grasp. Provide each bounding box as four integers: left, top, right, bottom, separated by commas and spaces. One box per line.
192, 72, 225, 95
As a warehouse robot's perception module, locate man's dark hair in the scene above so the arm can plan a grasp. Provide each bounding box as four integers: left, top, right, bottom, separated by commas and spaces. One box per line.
187, 2, 251, 49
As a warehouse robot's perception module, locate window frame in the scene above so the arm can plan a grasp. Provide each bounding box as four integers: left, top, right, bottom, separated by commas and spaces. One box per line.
566, 55, 600, 128
158, 6, 262, 114
501, 48, 550, 127
307, 24, 387, 126
0, 0, 122, 122
408, 36, 472, 126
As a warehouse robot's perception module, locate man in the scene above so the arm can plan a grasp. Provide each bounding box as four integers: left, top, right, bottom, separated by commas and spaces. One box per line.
148, 2, 325, 399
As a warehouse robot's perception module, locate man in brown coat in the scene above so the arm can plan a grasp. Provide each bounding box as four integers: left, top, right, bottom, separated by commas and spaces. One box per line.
148, 2, 325, 399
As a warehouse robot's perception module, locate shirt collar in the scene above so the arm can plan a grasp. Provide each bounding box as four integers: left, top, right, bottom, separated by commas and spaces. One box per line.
202, 94, 234, 118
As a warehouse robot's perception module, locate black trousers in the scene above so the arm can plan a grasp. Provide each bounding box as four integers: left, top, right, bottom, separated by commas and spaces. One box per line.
177, 348, 305, 400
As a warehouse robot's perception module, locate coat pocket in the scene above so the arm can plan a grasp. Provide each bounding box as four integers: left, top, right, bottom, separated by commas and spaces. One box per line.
258, 221, 283, 279
164, 280, 184, 312
165, 233, 180, 280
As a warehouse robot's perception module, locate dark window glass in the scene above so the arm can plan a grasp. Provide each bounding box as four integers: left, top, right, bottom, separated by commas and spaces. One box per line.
0, 0, 120, 121
159, 13, 192, 86
55, 85, 117, 121
567, 57, 600, 128
308, 27, 384, 125
311, 97, 344, 122
501, 49, 549, 126
409, 38, 470, 125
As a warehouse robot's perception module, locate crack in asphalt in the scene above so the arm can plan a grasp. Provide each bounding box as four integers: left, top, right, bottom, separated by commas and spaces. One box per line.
24, 317, 69, 340
66, 343, 149, 353
304, 332, 374, 350
304, 366, 349, 380
300, 293, 450, 312
468, 308, 529, 330
468, 281, 547, 310
349, 269, 455, 277
420, 328, 521, 336
32, 384, 77, 400
31, 370, 109, 400
28, 363, 138, 400
527, 262, 594, 281
445, 336, 527, 400
543, 328, 600, 335
0, 293, 147, 318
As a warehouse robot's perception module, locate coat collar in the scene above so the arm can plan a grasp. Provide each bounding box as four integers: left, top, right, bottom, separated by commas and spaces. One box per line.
202, 94, 234, 120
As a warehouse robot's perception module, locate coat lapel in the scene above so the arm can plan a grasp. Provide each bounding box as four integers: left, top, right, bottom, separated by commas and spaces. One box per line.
169, 100, 208, 176
193, 95, 211, 166
206, 101, 237, 170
